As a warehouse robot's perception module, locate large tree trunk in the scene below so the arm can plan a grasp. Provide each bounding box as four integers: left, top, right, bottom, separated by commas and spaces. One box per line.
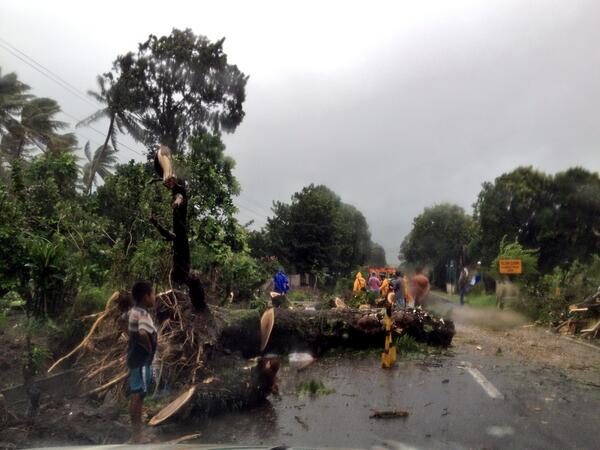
151, 145, 206, 310
217, 304, 455, 357
47, 289, 454, 427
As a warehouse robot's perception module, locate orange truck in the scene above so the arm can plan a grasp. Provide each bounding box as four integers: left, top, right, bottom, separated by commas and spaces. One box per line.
368, 267, 397, 278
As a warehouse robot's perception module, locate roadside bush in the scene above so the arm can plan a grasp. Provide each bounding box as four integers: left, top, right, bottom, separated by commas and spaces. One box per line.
333, 275, 353, 297
25, 237, 78, 318
71, 285, 114, 317
524, 257, 600, 323
26, 344, 52, 373
396, 334, 421, 355
220, 252, 267, 301
126, 239, 171, 286
249, 293, 269, 314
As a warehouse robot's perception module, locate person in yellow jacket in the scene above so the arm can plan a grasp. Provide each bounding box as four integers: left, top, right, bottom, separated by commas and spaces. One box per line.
380, 276, 390, 298
353, 272, 366, 294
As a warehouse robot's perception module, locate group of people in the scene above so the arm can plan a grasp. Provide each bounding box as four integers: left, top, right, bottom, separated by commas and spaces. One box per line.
353, 268, 430, 307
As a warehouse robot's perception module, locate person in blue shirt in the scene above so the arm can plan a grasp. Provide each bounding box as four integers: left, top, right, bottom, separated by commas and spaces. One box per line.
273, 269, 290, 294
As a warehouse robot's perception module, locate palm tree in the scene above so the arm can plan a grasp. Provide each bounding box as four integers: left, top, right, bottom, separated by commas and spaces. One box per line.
0, 97, 67, 160
81, 140, 118, 194
0, 67, 30, 137
77, 75, 145, 162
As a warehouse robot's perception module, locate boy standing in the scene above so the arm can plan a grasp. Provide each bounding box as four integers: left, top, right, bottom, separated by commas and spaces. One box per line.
127, 281, 157, 443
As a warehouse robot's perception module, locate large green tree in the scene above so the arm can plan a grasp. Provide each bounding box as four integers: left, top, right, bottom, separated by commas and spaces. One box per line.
474, 166, 600, 273
400, 203, 475, 288
103, 28, 248, 153
368, 243, 387, 267
474, 167, 552, 266
1, 97, 66, 160
0, 67, 29, 138
537, 167, 600, 271
261, 184, 373, 275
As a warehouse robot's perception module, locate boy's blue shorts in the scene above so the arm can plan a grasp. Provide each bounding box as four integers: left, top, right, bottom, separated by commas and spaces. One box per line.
128, 364, 153, 396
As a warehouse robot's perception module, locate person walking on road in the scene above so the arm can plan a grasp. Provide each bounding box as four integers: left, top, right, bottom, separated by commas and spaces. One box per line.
458, 266, 469, 306
353, 272, 366, 295
380, 275, 391, 298
392, 270, 406, 308
368, 272, 381, 293
411, 267, 430, 306
273, 269, 290, 295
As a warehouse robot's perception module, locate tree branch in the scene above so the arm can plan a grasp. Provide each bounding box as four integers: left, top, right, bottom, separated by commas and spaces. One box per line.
149, 215, 176, 241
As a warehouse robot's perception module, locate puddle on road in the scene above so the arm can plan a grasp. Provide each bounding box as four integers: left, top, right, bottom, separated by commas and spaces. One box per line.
158, 353, 454, 448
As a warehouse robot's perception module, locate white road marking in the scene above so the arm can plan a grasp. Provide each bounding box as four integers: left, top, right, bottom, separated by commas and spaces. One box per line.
486, 425, 514, 437
461, 361, 503, 399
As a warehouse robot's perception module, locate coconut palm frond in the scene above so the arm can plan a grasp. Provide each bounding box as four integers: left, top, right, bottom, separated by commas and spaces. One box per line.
83, 141, 91, 162
76, 108, 109, 128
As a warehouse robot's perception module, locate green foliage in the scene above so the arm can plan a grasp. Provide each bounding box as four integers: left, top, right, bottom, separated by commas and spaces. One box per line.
524, 257, 600, 323
219, 251, 266, 301
491, 237, 539, 286
106, 28, 248, 153
25, 237, 77, 318
128, 239, 171, 285
0, 182, 27, 294
475, 166, 600, 273
261, 184, 374, 276
297, 379, 335, 396
248, 294, 269, 315
475, 167, 551, 266
368, 243, 387, 266
81, 141, 118, 194
396, 334, 422, 355
24, 344, 51, 373
287, 290, 314, 303
400, 203, 475, 288
180, 134, 242, 250
71, 285, 113, 317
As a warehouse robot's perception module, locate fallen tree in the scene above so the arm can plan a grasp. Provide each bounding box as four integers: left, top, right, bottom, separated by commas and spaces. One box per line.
43, 145, 454, 426
44, 288, 454, 426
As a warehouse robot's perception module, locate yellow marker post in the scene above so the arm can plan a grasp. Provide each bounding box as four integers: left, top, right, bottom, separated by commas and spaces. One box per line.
381, 293, 397, 369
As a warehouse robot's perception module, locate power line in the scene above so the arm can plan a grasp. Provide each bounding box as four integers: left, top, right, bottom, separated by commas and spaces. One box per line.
239, 193, 272, 216
0, 39, 146, 158
236, 201, 268, 219
0, 39, 99, 109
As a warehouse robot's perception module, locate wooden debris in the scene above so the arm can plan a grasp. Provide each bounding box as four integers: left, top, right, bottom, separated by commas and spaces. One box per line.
294, 415, 309, 430
370, 410, 409, 419
47, 291, 122, 373
81, 371, 127, 397
260, 308, 275, 352
149, 385, 197, 426
166, 433, 202, 445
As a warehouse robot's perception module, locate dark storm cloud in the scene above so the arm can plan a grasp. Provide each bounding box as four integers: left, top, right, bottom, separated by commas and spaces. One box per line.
2, 0, 600, 262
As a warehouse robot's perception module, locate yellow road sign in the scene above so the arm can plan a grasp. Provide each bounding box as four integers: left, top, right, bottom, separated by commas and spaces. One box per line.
499, 259, 522, 274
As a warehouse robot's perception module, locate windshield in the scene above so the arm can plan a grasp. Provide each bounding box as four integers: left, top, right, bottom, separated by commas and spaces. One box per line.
1, 1, 599, 449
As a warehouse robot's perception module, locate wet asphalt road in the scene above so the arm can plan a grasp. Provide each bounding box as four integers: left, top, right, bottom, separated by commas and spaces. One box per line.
162, 344, 600, 450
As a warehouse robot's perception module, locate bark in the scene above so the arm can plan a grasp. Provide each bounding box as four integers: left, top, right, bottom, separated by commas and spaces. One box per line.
217, 304, 455, 357
152, 145, 206, 310
150, 356, 280, 425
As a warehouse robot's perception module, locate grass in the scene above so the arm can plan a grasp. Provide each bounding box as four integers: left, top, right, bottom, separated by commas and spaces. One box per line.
288, 289, 316, 303
396, 334, 421, 354
445, 292, 496, 308
297, 379, 335, 396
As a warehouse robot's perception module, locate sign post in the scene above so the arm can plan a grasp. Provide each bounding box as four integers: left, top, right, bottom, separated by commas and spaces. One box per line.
499, 259, 522, 275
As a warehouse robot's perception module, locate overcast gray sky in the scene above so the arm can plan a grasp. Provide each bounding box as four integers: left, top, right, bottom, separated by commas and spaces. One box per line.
2, 0, 600, 263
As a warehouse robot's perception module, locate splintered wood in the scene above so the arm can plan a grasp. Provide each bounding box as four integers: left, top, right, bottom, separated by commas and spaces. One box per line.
370, 410, 410, 419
